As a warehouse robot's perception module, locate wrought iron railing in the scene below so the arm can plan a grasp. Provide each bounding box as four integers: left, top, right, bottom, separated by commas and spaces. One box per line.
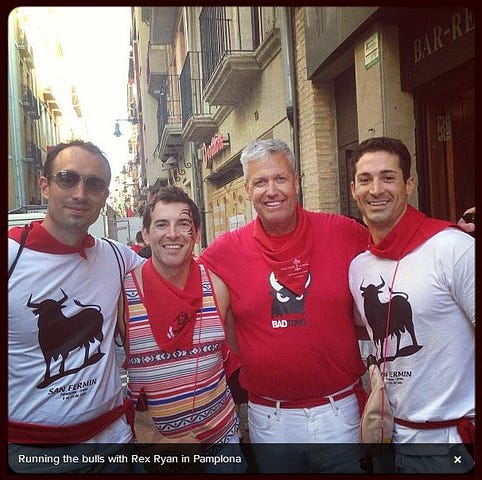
199, 7, 266, 89
156, 74, 181, 140
180, 51, 214, 128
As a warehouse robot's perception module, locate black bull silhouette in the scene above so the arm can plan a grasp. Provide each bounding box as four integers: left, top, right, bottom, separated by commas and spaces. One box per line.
27, 289, 104, 388
269, 272, 311, 317
360, 277, 420, 360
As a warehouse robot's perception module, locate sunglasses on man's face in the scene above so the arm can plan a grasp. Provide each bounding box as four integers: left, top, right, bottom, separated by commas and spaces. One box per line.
47, 170, 108, 194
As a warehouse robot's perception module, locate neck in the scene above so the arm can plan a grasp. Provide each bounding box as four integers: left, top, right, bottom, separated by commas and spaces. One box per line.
41, 218, 88, 249
369, 226, 391, 246
367, 206, 408, 245
261, 213, 298, 236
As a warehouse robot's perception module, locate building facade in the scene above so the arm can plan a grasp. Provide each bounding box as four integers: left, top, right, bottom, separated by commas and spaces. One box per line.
299, 6, 474, 222
128, 6, 475, 246
8, 8, 89, 211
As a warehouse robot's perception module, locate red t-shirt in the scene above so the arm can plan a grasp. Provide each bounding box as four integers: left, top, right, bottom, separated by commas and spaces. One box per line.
130, 244, 143, 254
200, 210, 368, 401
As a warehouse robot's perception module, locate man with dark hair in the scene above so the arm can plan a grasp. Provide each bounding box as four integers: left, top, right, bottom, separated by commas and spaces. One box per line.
121, 186, 246, 473
131, 230, 146, 254
8, 139, 144, 473
349, 136, 474, 473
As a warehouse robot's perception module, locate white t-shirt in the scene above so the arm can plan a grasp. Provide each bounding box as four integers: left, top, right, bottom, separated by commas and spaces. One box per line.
349, 228, 474, 443
8, 235, 144, 442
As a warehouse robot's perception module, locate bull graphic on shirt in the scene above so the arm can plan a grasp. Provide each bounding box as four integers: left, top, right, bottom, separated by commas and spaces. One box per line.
27, 289, 105, 388
269, 272, 311, 325
360, 276, 422, 363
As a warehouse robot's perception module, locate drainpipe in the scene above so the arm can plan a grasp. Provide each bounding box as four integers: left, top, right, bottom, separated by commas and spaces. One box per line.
279, 6, 302, 206
8, 14, 26, 208
190, 142, 207, 249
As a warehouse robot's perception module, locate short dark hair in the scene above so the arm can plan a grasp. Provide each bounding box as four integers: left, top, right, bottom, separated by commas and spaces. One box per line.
143, 186, 201, 231
351, 137, 411, 182
135, 231, 144, 243
44, 139, 111, 183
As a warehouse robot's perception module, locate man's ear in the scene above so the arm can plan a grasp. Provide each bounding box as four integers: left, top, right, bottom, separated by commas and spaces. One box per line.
350, 180, 356, 200
142, 226, 150, 245
39, 176, 50, 201
193, 227, 201, 244
406, 176, 415, 195
244, 180, 250, 197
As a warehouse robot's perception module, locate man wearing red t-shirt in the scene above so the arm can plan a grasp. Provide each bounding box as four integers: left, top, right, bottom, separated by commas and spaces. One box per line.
200, 139, 368, 473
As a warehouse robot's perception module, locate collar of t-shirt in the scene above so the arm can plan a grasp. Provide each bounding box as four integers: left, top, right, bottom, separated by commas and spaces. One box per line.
8, 220, 95, 259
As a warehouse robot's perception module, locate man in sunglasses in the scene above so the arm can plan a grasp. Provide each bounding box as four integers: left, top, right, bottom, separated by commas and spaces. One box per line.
8, 139, 145, 473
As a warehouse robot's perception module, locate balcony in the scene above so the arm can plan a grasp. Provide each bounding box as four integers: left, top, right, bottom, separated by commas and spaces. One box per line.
21, 86, 40, 120
147, 44, 169, 99
180, 51, 217, 143
26, 142, 43, 170
156, 74, 182, 159
17, 27, 34, 69
43, 88, 62, 117
148, 7, 179, 45
200, 7, 265, 106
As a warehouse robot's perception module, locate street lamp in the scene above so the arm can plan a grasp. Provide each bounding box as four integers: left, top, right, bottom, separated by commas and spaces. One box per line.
113, 117, 139, 137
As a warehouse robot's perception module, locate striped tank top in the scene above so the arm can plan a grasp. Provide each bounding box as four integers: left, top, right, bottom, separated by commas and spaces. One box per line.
124, 263, 238, 444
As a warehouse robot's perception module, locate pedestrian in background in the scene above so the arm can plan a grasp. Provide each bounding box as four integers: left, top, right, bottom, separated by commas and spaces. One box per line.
200, 138, 368, 473
121, 186, 247, 474
8, 140, 144, 473
349, 136, 474, 473
130, 230, 146, 254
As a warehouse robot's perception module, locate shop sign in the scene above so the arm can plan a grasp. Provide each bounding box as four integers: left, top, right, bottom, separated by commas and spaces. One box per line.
401, 7, 474, 89
200, 133, 230, 169
412, 8, 474, 64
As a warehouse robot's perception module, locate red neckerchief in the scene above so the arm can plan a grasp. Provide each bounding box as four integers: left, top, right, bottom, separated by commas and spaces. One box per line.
253, 204, 313, 296
8, 220, 94, 259
368, 205, 460, 260
141, 258, 202, 353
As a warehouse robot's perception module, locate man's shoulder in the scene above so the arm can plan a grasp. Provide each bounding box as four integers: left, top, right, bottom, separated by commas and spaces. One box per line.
306, 209, 367, 235
96, 237, 130, 251
204, 221, 254, 251
95, 237, 145, 265
307, 209, 360, 224
426, 226, 474, 251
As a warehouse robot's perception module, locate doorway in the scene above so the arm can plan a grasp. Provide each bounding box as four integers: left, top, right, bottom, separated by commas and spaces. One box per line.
416, 61, 474, 222
335, 65, 361, 222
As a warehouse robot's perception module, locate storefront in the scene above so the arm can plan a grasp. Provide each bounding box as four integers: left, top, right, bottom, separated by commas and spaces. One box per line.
400, 7, 475, 221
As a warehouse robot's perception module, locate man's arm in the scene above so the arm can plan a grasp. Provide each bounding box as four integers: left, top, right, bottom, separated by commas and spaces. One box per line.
208, 270, 239, 353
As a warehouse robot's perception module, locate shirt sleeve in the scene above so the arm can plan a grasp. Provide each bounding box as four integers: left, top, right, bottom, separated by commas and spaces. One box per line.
116, 241, 146, 275
451, 235, 475, 326
199, 233, 231, 277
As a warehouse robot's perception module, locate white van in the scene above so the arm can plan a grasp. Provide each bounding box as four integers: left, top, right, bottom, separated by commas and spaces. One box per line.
8, 205, 47, 230
8, 204, 112, 238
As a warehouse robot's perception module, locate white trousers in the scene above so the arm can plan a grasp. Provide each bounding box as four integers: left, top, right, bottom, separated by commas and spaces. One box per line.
248, 392, 364, 473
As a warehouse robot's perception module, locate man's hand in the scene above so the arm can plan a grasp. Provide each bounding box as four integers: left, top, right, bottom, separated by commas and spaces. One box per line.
458, 207, 475, 234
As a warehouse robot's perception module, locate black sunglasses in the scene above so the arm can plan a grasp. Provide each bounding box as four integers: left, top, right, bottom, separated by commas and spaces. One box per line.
47, 170, 108, 194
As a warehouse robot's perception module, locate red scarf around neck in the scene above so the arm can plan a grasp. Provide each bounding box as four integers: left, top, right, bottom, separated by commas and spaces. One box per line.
8, 220, 94, 259
253, 204, 313, 296
368, 205, 460, 260
140, 258, 202, 353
